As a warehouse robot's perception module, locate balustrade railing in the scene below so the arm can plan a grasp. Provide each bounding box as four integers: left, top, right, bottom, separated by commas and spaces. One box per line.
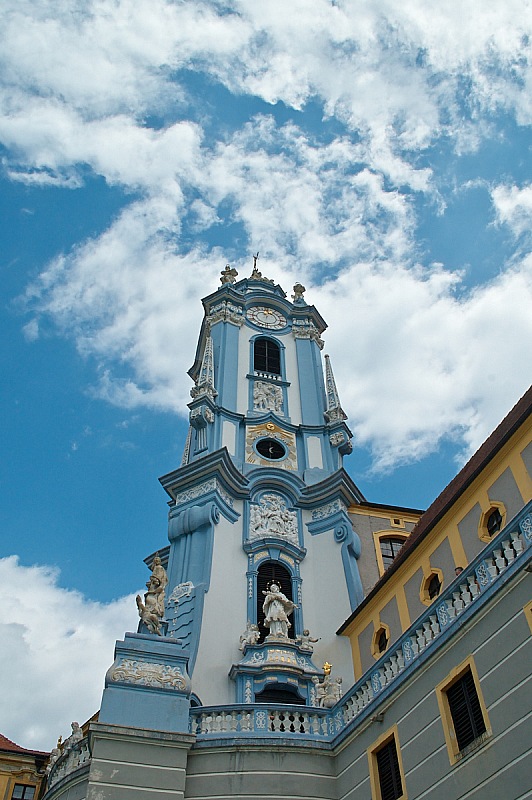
46, 737, 91, 790
192, 504, 532, 742
43, 505, 532, 774
190, 705, 331, 738
336, 504, 531, 731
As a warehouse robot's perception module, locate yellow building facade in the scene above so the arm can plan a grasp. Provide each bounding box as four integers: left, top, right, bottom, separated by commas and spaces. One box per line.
340, 387, 532, 680
0, 734, 48, 800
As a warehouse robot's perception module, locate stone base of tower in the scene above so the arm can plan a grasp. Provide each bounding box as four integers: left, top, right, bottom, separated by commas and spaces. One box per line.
85, 723, 194, 800
99, 632, 192, 733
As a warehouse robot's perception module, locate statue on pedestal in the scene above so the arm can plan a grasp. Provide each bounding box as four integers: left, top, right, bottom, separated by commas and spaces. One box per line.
296, 629, 320, 652
312, 663, 343, 707
262, 583, 297, 639
239, 621, 260, 651
136, 556, 168, 636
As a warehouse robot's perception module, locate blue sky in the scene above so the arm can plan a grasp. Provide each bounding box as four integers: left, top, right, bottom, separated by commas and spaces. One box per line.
1, 0, 531, 750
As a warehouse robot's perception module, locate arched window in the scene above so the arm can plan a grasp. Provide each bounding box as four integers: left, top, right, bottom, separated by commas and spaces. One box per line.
257, 561, 293, 641
254, 338, 281, 375
479, 503, 506, 542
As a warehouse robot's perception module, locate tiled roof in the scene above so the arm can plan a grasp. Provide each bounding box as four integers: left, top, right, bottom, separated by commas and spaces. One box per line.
0, 733, 49, 757
338, 384, 532, 633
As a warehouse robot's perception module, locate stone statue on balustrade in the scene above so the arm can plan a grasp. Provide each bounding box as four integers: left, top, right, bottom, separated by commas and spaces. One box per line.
312, 663, 343, 708
239, 620, 260, 651
46, 742, 62, 775
262, 583, 297, 639
63, 722, 83, 752
136, 555, 168, 636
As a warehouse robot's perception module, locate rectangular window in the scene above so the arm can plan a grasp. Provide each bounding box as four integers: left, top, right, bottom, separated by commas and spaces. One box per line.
11, 786, 36, 800
376, 739, 403, 800
446, 669, 487, 750
368, 726, 407, 800
436, 656, 491, 764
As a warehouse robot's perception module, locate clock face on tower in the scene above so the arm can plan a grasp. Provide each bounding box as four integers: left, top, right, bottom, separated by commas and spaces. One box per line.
247, 306, 287, 330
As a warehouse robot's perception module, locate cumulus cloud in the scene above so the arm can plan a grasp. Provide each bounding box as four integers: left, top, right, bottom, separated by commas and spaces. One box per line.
317, 260, 532, 469
491, 183, 532, 239
0, 556, 138, 751
2, 0, 531, 470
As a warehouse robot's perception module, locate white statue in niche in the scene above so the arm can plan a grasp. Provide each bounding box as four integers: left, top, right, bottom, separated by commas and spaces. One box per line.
249, 493, 299, 544
239, 620, 260, 651
136, 555, 168, 635
262, 583, 297, 639
253, 381, 283, 413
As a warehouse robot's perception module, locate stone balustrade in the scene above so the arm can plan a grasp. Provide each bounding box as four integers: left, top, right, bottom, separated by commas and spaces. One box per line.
190, 705, 331, 738
191, 504, 532, 743
42, 504, 532, 786
47, 737, 91, 789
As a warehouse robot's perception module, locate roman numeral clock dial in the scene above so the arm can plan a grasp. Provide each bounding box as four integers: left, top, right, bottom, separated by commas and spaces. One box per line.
247, 306, 287, 330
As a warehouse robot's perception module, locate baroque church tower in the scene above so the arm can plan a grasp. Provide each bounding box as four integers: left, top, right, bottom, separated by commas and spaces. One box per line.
99, 260, 366, 727
44, 262, 532, 800
154, 261, 364, 706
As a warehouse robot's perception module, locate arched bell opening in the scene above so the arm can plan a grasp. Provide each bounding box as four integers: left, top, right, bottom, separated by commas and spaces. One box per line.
255, 683, 305, 706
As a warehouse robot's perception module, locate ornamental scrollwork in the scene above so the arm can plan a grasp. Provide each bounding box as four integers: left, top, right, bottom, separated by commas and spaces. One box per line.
110, 659, 187, 691
311, 499, 346, 521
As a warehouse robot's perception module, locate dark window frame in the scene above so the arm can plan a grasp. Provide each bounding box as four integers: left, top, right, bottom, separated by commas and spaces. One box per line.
379, 536, 407, 570
446, 668, 487, 752
11, 786, 36, 800
254, 338, 281, 376
375, 736, 403, 800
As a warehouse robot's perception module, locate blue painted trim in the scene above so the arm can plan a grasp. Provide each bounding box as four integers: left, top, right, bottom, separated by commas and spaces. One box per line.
295, 337, 326, 427
211, 320, 239, 414
166, 501, 220, 675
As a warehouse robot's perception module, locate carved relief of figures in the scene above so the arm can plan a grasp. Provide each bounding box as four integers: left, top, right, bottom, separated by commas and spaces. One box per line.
239, 620, 260, 651
136, 555, 168, 636
249, 493, 299, 545
262, 583, 297, 639
253, 381, 283, 413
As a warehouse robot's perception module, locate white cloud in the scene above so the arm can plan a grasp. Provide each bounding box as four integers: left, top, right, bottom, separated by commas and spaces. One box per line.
1, 0, 530, 191
491, 183, 532, 239
316, 260, 532, 469
0, 556, 138, 751
2, 0, 531, 471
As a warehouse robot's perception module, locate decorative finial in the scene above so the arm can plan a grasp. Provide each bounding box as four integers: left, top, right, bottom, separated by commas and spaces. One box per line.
323, 354, 347, 423
292, 283, 306, 304
190, 334, 217, 400
220, 264, 238, 284
323, 661, 332, 676
250, 252, 262, 279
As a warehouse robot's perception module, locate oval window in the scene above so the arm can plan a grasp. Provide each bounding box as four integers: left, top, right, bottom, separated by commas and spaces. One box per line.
256, 438, 286, 460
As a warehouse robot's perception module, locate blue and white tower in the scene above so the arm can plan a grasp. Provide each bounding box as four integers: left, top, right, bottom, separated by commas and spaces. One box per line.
153, 261, 365, 707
